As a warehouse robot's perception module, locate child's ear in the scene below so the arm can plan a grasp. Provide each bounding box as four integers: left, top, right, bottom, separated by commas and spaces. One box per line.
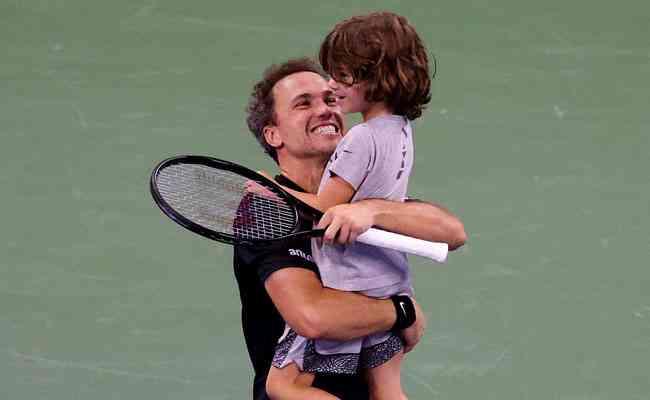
263, 125, 282, 149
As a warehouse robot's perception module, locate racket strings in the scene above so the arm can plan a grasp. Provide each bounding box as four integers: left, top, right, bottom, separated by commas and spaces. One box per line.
156, 164, 297, 240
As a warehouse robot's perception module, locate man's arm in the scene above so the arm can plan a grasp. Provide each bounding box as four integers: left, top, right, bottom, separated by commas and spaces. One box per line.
264, 267, 423, 346
317, 198, 467, 250
265, 267, 392, 340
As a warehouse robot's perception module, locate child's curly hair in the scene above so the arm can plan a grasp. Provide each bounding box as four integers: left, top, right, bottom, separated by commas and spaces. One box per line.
319, 12, 433, 120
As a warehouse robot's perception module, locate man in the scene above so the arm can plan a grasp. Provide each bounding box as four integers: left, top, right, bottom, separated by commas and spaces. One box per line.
235, 58, 466, 399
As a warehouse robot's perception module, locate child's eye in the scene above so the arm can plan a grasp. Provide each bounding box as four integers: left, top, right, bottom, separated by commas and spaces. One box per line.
326, 96, 337, 104
339, 73, 353, 85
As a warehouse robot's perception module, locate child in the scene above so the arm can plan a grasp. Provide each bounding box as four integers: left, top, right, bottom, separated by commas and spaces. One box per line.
266, 12, 432, 400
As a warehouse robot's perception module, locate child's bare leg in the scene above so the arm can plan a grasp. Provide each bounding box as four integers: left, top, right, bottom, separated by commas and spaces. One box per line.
266, 363, 340, 400
365, 350, 407, 400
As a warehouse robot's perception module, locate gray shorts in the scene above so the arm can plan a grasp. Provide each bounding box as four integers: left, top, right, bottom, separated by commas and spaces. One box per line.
271, 282, 412, 375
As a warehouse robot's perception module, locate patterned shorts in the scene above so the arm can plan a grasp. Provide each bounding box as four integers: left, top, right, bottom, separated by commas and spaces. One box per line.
271, 326, 404, 375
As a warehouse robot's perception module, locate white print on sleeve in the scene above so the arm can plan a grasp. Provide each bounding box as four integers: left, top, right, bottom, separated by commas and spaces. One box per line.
288, 248, 313, 262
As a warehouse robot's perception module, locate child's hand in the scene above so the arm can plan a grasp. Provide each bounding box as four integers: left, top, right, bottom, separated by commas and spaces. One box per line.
317, 203, 374, 245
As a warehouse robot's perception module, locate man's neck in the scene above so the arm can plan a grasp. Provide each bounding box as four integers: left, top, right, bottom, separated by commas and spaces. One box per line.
277, 156, 326, 194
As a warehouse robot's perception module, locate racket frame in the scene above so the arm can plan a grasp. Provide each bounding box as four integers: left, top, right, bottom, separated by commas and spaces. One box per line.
150, 155, 324, 247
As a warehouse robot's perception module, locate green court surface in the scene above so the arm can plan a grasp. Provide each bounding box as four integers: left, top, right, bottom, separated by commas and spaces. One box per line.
2, 1, 649, 399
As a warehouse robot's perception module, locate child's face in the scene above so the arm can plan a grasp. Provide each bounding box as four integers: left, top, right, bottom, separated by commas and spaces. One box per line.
327, 73, 369, 115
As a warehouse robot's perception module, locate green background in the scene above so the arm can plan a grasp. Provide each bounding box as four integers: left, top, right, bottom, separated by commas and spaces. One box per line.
2, 0, 648, 399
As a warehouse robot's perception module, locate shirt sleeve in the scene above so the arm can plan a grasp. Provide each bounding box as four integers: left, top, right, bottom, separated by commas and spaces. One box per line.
326, 124, 375, 190
236, 240, 319, 283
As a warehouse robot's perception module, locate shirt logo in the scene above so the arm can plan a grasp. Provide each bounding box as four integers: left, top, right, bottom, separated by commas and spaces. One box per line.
288, 248, 313, 262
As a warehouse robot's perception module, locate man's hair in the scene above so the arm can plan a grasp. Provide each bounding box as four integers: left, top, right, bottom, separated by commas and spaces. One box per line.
246, 58, 327, 164
319, 12, 433, 120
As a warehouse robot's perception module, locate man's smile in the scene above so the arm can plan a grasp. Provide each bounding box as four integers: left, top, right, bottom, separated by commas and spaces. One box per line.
311, 123, 340, 135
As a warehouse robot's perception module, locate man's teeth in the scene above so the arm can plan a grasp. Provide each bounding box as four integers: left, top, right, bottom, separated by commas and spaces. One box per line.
316, 125, 338, 135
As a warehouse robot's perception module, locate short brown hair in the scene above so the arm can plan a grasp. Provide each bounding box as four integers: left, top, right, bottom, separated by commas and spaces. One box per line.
319, 12, 432, 120
246, 58, 327, 164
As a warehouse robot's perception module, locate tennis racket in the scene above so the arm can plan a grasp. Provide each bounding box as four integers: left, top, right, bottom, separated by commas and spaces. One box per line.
150, 155, 448, 262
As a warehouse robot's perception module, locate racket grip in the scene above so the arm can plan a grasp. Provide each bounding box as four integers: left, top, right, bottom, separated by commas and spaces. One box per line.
357, 228, 448, 263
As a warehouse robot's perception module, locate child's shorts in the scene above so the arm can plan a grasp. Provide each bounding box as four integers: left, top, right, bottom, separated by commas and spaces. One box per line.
271, 326, 404, 375
272, 282, 412, 375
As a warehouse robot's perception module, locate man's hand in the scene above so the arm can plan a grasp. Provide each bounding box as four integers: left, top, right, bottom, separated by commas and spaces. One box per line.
401, 298, 426, 353
317, 203, 376, 245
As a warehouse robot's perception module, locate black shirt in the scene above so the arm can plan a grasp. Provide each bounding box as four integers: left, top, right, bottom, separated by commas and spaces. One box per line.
232, 175, 369, 400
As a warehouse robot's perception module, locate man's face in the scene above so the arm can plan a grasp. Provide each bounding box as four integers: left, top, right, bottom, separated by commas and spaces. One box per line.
266, 72, 344, 162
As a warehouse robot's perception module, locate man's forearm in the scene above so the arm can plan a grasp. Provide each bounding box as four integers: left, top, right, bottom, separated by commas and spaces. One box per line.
265, 267, 395, 341
362, 198, 467, 250
307, 287, 394, 340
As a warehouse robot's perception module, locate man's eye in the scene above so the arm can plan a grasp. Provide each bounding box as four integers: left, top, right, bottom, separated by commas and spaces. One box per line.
296, 101, 309, 108
326, 96, 337, 104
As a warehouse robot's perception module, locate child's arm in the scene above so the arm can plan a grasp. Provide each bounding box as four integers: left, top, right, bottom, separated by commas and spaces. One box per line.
256, 170, 355, 212
282, 175, 355, 212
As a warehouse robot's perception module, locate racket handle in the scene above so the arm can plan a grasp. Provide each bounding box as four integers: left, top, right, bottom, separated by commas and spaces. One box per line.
357, 228, 448, 263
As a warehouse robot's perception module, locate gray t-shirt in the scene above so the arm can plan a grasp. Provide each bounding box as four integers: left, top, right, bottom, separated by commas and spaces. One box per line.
313, 115, 414, 292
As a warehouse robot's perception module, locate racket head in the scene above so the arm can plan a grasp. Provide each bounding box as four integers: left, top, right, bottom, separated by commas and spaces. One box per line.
150, 155, 319, 246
